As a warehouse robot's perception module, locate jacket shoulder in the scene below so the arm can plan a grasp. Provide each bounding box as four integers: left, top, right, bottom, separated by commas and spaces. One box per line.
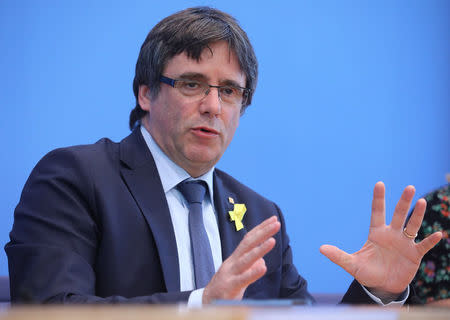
44, 137, 118, 161
34, 137, 120, 172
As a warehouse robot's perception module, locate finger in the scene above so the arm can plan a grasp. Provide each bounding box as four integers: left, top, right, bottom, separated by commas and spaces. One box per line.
251, 215, 278, 229
233, 217, 280, 257
320, 244, 355, 276
236, 258, 268, 288
370, 181, 386, 227
390, 185, 415, 230
416, 232, 443, 256
234, 237, 276, 273
257, 215, 278, 229
404, 198, 426, 237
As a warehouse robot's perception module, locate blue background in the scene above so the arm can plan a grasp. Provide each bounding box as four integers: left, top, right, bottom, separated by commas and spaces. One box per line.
1, 1, 449, 294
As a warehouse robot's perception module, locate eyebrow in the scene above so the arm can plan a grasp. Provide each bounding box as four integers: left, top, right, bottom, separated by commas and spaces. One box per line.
177, 72, 245, 88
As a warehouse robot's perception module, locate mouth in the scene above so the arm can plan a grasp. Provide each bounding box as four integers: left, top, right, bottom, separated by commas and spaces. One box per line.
192, 126, 219, 137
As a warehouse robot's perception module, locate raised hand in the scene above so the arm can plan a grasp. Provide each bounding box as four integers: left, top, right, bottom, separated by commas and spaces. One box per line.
202, 216, 280, 304
320, 182, 442, 296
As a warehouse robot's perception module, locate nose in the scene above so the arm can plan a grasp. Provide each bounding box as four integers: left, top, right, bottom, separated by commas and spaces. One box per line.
199, 87, 222, 117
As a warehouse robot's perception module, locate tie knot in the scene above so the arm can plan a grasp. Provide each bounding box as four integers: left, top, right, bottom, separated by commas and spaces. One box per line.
177, 180, 207, 204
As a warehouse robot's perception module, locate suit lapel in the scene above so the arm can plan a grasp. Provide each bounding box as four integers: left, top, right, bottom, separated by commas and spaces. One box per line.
213, 171, 248, 260
119, 129, 180, 292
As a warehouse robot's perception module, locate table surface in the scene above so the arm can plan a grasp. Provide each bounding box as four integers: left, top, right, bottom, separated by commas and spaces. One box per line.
0, 305, 449, 320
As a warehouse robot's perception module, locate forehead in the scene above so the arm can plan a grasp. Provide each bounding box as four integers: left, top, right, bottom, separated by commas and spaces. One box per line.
163, 41, 246, 86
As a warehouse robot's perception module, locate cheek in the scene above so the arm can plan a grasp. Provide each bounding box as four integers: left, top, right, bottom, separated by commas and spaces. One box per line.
225, 110, 240, 139
159, 101, 186, 132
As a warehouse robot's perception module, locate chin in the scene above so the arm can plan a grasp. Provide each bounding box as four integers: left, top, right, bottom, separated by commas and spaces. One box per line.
186, 151, 220, 168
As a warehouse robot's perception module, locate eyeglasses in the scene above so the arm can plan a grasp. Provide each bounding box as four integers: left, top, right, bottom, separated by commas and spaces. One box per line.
160, 75, 251, 106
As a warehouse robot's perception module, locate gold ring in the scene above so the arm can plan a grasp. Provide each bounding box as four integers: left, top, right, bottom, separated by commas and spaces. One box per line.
403, 227, 417, 239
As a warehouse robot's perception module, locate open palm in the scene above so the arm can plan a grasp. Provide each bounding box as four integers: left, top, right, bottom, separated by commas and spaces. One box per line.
320, 182, 442, 295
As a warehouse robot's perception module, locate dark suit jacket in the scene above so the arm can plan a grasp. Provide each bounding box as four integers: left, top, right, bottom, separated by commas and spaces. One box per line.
5, 128, 382, 304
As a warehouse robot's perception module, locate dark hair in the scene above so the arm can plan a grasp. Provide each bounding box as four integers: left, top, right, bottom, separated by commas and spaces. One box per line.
129, 6, 258, 130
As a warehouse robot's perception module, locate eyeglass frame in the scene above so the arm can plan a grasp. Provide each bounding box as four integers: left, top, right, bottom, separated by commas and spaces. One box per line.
159, 75, 252, 106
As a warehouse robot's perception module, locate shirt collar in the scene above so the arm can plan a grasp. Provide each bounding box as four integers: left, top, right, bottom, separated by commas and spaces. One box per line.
140, 126, 215, 200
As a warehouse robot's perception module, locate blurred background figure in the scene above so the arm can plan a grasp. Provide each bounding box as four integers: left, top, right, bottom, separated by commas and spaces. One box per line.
411, 181, 449, 306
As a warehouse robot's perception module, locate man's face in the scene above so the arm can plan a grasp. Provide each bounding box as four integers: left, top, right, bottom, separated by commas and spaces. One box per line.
140, 41, 245, 177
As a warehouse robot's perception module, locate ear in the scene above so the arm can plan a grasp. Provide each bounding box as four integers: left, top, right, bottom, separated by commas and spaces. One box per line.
138, 85, 152, 112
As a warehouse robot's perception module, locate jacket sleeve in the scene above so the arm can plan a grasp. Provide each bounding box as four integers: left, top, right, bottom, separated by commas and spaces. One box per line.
275, 204, 315, 303
341, 280, 419, 305
5, 147, 190, 304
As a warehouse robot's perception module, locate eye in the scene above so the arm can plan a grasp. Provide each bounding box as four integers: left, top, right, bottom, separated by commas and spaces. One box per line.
220, 86, 238, 97
176, 80, 204, 96
182, 81, 200, 89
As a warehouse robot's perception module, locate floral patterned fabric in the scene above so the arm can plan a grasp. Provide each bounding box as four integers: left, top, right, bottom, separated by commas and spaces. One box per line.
411, 184, 449, 304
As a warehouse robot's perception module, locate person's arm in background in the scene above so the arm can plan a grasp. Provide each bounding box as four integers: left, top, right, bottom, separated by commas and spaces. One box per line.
409, 184, 449, 306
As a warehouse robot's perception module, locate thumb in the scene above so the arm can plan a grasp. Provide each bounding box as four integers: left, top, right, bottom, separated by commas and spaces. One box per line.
320, 244, 355, 276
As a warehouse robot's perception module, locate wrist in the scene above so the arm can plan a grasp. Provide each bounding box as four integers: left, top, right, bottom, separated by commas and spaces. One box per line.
202, 286, 212, 305
366, 287, 407, 304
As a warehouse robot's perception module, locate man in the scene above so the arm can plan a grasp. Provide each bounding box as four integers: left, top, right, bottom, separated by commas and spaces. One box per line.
5, 7, 442, 305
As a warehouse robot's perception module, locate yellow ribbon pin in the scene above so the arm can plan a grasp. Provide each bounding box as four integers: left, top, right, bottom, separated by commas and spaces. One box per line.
228, 203, 246, 231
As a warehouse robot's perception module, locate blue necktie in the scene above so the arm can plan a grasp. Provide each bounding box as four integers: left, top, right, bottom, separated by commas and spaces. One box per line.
177, 180, 215, 289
